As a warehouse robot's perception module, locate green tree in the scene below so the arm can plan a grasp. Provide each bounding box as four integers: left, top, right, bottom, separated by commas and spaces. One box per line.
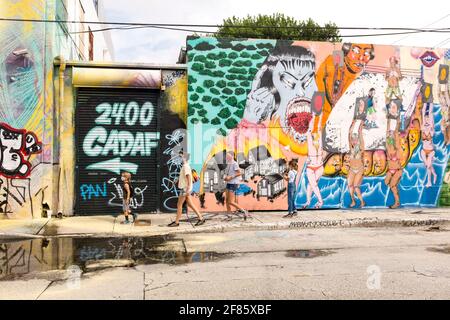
216, 14, 341, 42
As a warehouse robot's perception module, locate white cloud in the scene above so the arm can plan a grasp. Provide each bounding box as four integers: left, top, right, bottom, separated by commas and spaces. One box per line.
102, 0, 450, 63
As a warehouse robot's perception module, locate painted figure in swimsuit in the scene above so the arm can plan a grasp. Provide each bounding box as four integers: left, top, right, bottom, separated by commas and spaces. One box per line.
421, 103, 437, 187
303, 117, 324, 208
384, 101, 403, 209
347, 99, 366, 207
385, 56, 403, 104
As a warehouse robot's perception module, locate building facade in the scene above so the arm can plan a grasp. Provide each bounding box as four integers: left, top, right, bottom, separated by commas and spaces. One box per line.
0, 0, 114, 218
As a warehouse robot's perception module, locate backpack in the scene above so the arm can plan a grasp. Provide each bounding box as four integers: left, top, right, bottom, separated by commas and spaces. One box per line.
191, 169, 199, 183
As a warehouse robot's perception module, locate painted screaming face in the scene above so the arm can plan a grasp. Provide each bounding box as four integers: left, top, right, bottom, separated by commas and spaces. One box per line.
419, 51, 439, 68
344, 44, 373, 73
272, 57, 317, 142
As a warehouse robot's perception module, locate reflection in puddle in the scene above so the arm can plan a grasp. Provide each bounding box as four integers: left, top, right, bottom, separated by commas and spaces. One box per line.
0, 235, 229, 280
285, 249, 334, 259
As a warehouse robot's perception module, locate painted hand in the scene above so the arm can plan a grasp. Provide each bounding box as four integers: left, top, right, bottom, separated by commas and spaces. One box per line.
242, 65, 275, 123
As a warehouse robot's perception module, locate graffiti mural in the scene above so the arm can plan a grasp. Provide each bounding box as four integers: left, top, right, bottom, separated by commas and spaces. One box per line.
75, 88, 160, 215
187, 37, 450, 211
159, 70, 189, 212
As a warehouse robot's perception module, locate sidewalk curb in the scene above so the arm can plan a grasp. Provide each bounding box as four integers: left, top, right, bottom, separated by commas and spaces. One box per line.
1, 217, 449, 240
171, 217, 450, 235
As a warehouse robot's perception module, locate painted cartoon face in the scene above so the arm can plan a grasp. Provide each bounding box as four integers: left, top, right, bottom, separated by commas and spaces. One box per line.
419, 51, 439, 68
408, 128, 420, 152
344, 44, 373, 73
324, 154, 342, 176
341, 153, 350, 175
358, 99, 365, 114
389, 101, 399, 117
272, 58, 318, 143
372, 150, 386, 175
363, 151, 373, 175
350, 133, 359, 147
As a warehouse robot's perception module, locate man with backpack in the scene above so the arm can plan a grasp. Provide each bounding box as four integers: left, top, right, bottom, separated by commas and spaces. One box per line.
168, 151, 206, 227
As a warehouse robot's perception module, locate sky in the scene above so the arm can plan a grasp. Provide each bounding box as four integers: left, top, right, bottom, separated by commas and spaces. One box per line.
103, 0, 450, 64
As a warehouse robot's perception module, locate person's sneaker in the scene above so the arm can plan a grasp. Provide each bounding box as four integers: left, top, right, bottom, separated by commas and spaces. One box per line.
132, 212, 138, 222
167, 221, 179, 227
195, 218, 206, 226
122, 220, 131, 225
283, 212, 293, 218
239, 209, 248, 221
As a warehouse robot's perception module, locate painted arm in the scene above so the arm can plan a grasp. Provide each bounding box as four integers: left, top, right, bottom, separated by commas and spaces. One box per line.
398, 67, 403, 80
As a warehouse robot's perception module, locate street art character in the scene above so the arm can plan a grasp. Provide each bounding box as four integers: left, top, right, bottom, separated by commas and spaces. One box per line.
0, 123, 42, 178
347, 106, 366, 208
385, 56, 403, 103
315, 43, 375, 130
303, 118, 324, 209
323, 153, 343, 176
364, 88, 378, 129
384, 104, 403, 209
421, 103, 437, 187
242, 44, 318, 146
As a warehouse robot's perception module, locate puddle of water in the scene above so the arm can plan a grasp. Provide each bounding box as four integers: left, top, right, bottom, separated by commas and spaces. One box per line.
41, 224, 59, 236
427, 246, 450, 254
285, 249, 334, 259
0, 235, 229, 281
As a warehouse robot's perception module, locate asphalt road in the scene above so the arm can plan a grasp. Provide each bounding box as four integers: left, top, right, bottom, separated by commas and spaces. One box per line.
1, 226, 450, 300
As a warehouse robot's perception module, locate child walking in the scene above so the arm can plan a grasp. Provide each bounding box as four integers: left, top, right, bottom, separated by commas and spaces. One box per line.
283, 160, 298, 218
121, 171, 137, 224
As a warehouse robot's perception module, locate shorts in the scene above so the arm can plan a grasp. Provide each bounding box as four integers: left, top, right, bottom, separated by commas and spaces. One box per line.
226, 184, 239, 192
123, 200, 130, 212
179, 188, 190, 196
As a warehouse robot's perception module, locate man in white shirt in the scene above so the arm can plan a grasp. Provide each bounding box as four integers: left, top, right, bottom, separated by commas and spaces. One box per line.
168, 151, 205, 227
224, 151, 248, 219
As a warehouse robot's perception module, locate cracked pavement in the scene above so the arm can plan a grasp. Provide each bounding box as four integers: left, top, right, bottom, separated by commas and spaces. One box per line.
1, 226, 450, 299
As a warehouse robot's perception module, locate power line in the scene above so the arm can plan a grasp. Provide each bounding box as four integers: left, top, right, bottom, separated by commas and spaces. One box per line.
1, 17, 450, 32
391, 13, 450, 45
68, 24, 450, 39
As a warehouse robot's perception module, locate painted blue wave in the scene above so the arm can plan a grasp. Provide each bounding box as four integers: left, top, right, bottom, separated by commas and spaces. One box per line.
295, 103, 450, 208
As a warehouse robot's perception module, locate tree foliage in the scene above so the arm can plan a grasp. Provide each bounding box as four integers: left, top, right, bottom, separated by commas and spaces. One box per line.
216, 14, 341, 42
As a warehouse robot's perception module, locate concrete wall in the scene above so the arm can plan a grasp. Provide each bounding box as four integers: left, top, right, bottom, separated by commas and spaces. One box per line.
186, 36, 450, 211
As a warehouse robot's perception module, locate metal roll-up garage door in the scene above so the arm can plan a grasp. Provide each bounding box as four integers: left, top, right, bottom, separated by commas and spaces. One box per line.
75, 87, 160, 215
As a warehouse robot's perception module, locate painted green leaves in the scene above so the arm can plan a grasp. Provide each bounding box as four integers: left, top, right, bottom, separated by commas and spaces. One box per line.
187, 37, 274, 136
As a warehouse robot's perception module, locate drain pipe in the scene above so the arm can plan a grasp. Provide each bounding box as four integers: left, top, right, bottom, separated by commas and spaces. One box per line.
56, 56, 66, 217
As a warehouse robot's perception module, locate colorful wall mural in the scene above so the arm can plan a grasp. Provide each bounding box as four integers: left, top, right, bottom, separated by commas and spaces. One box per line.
187, 36, 450, 211
56, 65, 187, 215
0, 0, 69, 218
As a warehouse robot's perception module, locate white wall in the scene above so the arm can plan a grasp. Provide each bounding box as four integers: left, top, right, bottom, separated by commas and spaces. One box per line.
65, 0, 115, 61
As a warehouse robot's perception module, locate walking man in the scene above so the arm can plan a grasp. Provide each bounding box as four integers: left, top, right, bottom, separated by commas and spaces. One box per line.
168, 151, 205, 227
224, 151, 248, 219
